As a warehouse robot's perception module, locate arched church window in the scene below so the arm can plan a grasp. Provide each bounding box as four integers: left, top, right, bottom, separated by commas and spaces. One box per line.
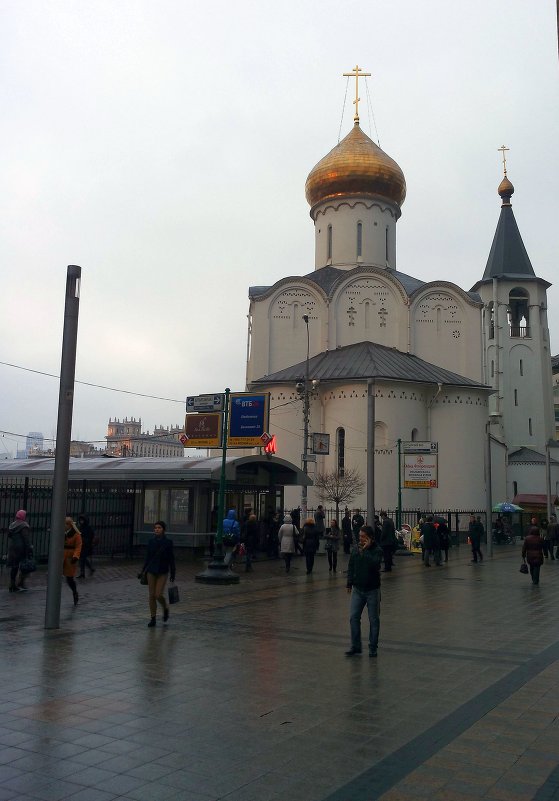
514, 389, 518, 406
508, 288, 530, 338
529, 417, 532, 436
337, 427, 345, 476
357, 222, 362, 258
385, 227, 389, 263
513, 481, 518, 497
519, 359, 523, 376
411, 428, 418, 442
327, 225, 333, 261
491, 360, 494, 378
488, 302, 495, 340
375, 421, 388, 449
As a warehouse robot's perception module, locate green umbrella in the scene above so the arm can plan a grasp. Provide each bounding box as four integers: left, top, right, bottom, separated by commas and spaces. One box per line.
492, 502, 523, 513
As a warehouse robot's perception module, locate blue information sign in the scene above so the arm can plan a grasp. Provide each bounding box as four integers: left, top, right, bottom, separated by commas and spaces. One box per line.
227, 393, 270, 447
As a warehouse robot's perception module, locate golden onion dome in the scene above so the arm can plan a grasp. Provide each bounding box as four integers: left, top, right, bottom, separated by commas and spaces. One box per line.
305, 123, 406, 209
498, 175, 514, 202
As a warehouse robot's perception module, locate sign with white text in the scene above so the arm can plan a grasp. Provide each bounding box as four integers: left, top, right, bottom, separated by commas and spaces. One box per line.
227, 393, 270, 448
183, 413, 222, 448
404, 453, 438, 488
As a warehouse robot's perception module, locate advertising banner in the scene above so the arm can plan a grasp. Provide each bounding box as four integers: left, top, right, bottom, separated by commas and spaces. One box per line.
227, 393, 270, 448
183, 413, 222, 448
404, 453, 438, 488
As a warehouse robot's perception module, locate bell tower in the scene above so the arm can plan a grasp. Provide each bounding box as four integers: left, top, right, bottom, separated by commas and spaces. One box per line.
472, 153, 554, 453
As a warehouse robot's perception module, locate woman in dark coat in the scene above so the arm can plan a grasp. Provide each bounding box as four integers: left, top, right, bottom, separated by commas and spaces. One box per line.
139, 520, 176, 627
522, 520, 544, 585
301, 518, 320, 575
77, 515, 96, 578
7, 510, 31, 592
243, 514, 259, 572
438, 520, 450, 562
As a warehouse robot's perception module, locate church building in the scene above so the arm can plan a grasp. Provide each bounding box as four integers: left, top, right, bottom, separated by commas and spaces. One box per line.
245, 72, 557, 516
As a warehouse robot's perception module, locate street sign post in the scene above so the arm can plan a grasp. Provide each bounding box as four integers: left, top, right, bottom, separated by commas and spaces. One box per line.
186, 394, 225, 413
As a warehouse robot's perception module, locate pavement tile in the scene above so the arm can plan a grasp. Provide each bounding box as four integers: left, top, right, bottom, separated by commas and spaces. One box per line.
3, 551, 559, 801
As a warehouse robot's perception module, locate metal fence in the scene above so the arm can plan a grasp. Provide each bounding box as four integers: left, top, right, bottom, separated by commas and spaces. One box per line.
0, 477, 139, 562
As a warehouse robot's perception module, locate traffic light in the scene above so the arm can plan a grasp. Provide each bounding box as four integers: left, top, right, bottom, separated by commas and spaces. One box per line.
264, 435, 277, 455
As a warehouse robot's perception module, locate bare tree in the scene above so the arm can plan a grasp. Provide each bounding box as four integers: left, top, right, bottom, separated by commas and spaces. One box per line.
313, 468, 365, 522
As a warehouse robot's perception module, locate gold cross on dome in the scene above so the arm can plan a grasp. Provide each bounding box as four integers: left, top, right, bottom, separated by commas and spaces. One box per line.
498, 144, 510, 176
343, 64, 371, 124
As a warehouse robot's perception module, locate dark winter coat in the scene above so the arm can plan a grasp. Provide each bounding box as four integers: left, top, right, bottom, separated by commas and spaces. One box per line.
314, 509, 326, 534
380, 516, 397, 549
7, 520, 30, 566
324, 523, 340, 552
351, 513, 364, 534
438, 521, 450, 549
421, 521, 439, 550
522, 528, 544, 566
244, 520, 260, 550
302, 522, 320, 554
142, 535, 176, 580
77, 517, 95, 556
469, 519, 484, 548
347, 544, 383, 592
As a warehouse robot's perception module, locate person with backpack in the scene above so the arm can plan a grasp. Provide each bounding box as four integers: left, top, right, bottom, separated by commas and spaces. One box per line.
222, 509, 241, 565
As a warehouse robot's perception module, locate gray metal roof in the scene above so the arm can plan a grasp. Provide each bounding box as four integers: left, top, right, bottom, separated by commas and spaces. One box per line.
0, 456, 312, 486
482, 203, 535, 280
508, 447, 559, 465
250, 265, 481, 303
250, 341, 489, 389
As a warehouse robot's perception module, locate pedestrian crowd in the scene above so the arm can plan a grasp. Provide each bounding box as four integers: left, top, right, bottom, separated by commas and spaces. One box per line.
5, 506, 557, 647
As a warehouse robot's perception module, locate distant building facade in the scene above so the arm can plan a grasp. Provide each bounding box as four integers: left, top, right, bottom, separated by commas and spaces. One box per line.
106, 418, 184, 457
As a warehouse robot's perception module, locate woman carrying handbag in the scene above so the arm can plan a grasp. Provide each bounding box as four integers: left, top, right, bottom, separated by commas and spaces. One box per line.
139, 521, 176, 627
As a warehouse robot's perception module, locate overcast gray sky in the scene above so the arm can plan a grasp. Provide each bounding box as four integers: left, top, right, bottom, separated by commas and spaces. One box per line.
1, 0, 557, 456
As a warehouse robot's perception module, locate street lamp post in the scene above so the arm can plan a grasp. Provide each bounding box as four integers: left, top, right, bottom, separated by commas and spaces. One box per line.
300, 315, 310, 522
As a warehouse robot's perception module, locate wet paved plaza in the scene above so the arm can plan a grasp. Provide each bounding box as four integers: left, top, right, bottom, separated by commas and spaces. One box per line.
1, 545, 559, 801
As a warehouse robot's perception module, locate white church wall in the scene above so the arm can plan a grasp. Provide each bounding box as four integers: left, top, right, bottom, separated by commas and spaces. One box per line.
411, 288, 483, 381
313, 198, 397, 269
490, 436, 508, 506
266, 285, 325, 375
429, 390, 488, 510
331, 274, 408, 351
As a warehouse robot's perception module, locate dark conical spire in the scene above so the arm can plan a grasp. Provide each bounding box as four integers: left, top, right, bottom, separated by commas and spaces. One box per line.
482, 176, 535, 280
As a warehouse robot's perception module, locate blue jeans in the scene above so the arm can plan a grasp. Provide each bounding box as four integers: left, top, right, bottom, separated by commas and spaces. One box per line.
350, 588, 380, 653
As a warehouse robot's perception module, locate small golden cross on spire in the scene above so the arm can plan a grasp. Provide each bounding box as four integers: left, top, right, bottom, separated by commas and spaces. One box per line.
497, 144, 510, 176
343, 64, 371, 125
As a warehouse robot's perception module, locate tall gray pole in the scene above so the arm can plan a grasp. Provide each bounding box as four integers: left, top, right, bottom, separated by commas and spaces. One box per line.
485, 423, 493, 558
367, 379, 375, 523
546, 441, 552, 522
300, 315, 310, 521
45, 265, 81, 630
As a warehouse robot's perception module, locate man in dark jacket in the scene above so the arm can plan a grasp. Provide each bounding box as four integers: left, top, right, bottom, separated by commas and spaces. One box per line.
346, 525, 383, 657
351, 510, 365, 544
421, 515, 440, 567
380, 511, 396, 572
468, 514, 484, 563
